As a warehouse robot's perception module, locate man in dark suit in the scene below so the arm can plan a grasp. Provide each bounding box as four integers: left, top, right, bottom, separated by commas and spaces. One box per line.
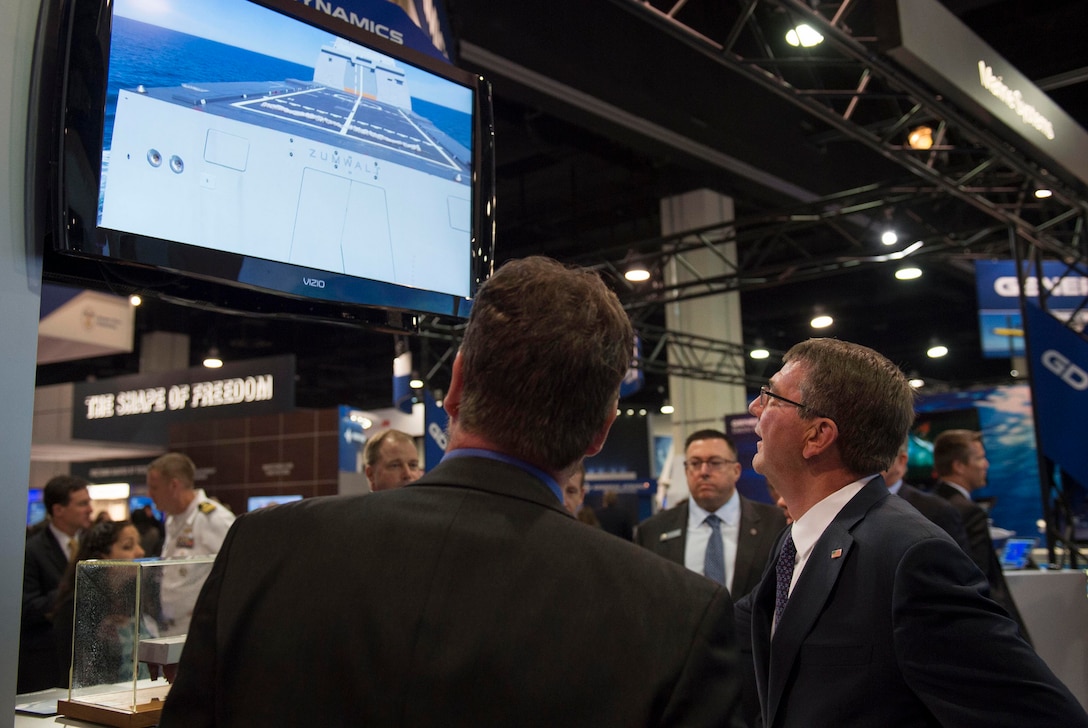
882, 437, 970, 552
19, 475, 93, 692
931, 428, 1031, 641
162, 257, 743, 728
737, 338, 1086, 727
636, 429, 786, 599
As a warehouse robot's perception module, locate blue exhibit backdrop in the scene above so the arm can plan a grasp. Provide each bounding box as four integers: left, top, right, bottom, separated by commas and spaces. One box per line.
911, 385, 1043, 545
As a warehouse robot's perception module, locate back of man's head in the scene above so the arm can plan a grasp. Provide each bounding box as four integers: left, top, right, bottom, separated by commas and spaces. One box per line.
784, 338, 915, 475
148, 452, 196, 489
43, 474, 90, 517
456, 256, 634, 471
933, 429, 981, 477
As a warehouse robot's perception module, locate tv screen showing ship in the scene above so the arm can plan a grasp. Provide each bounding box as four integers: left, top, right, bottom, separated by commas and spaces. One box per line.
98, 0, 475, 300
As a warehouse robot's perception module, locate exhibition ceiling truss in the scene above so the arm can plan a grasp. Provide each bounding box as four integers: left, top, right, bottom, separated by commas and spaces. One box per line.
596, 0, 1088, 317
401, 0, 1088, 398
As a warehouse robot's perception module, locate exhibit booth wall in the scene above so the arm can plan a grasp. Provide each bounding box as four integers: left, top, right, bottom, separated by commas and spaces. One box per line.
2, 0, 47, 710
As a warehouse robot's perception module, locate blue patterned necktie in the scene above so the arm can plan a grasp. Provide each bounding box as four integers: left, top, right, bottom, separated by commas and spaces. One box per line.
775, 534, 797, 624
703, 514, 726, 586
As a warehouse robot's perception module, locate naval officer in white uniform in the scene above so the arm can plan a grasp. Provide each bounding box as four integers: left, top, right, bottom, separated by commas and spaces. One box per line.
147, 452, 235, 634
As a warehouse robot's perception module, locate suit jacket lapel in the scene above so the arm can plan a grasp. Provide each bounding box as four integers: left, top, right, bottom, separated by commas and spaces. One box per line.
761, 478, 888, 727
657, 501, 688, 565
733, 497, 763, 596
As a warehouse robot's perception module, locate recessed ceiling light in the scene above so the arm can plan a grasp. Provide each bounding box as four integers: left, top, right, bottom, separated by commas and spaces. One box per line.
810, 314, 834, 329
927, 344, 948, 358
750, 348, 770, 360
895, 266, 922, 280
881, 230, 898, 246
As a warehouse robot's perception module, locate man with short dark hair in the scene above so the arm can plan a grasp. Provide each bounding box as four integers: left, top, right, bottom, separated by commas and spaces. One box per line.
882, 437, 969, 552
162, 256, 743, 727
20, 475, 93, 691
932, 428, 1030, 641
363, 429, 421, 491
738, 338, 1086, 727
636, 429, 786, 599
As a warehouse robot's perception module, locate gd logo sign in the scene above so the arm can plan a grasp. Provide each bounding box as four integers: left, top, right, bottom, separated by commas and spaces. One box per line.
1041, 349, 1088, 391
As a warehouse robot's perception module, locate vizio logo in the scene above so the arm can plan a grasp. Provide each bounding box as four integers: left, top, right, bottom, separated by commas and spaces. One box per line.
1041, 349, 1088, 391
303, 277, 326, 289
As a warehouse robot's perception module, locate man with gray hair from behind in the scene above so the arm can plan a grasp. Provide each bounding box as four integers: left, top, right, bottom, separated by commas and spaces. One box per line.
162, 256, 743, 727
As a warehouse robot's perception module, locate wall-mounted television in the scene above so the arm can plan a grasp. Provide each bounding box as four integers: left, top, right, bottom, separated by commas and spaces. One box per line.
29, 0, 494, 328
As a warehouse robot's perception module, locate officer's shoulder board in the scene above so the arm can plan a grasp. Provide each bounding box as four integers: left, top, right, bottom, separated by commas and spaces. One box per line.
198, 501, 218, 515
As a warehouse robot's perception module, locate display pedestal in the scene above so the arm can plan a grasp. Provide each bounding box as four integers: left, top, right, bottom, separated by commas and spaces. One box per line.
57, 686, 167, 728
1006, 568, 1088, 709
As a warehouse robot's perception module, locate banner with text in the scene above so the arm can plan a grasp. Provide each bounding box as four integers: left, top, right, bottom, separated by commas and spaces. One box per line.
290, 0, 455, 63
72, 355, 296, 444
975, 260, 1088, 358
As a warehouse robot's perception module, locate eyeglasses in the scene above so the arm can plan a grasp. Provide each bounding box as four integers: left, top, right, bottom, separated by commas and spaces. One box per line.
684, 458, 738, 471
757, 386, 835, 422
758, 386, 807, 411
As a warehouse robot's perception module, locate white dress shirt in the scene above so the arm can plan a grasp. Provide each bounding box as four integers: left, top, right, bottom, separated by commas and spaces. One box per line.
685, 491, 740, 592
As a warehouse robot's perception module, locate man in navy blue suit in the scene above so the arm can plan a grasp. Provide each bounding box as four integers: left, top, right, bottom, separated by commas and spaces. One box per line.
19, 475, 93, 692
737, 338, 1086, 727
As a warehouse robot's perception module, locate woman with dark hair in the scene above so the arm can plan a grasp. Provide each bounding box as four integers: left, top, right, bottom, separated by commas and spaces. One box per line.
52, 520, 145, 688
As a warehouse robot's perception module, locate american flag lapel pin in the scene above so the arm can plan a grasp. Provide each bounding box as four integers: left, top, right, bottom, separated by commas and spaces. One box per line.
830, 548, 843, 559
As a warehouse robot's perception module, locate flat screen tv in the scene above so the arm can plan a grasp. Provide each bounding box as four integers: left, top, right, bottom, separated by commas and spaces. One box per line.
248, 494, 303, 511
29, 0, 494, 327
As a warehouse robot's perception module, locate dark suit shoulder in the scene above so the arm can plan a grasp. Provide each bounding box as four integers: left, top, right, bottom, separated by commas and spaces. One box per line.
740, 496, 787, 526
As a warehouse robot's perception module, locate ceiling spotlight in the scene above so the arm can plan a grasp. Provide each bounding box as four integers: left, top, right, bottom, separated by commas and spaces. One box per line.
907, 125, 934, 150
203, 347, 223, 368
927, 344, 948, 358
881, 230, 898, 246
129, 294, 142, 306
660, 401, 675, 415
1034, 188, 1053, 199
810, 314, 834, 329
908, 377, 925, 389
785, 23, 824, 47
750, 347, 770, 360
895, 266, 922, 280
624, 267, 651, 283
409, 374, 424, 390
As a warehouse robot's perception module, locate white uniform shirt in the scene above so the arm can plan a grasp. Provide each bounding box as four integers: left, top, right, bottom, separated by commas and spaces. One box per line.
160, 489, 235, 634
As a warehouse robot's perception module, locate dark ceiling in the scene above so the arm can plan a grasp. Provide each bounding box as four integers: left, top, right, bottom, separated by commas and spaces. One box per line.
36, 0, 1088, 414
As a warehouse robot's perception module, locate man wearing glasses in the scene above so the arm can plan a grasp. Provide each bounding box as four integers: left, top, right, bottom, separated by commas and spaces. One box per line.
635, 429, 786, 599
735, 338, 1086, 727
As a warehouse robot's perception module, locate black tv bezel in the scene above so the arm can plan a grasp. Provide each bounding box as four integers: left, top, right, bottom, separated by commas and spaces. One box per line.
29, 0, 495, 330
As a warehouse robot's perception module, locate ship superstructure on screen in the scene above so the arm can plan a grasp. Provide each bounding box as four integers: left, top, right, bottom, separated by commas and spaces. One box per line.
29, 0, 493, 323
98, 0, 475, 302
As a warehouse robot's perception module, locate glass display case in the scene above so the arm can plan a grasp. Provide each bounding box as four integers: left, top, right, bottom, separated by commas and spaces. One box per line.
57, 556, 216, 728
